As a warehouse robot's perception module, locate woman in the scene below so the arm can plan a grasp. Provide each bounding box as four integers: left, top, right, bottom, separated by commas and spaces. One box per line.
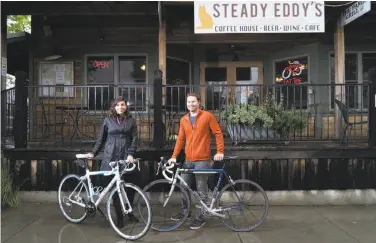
85, 96, 139, 228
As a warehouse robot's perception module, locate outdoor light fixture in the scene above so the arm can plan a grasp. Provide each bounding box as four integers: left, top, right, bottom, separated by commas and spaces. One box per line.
140, 64, 146, 71
44, 54, 62, 61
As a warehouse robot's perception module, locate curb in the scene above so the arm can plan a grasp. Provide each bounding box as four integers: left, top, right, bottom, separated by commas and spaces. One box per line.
20, 189, 376, 205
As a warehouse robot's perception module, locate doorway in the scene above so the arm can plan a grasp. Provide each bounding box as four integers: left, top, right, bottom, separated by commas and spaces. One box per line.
199, 61, 263, 110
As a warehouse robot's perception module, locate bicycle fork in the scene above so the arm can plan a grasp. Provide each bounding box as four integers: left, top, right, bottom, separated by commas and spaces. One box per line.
117, 181, 132, 215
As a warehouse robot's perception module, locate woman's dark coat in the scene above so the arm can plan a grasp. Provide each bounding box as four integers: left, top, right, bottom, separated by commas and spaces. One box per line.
92, 115, 138, 171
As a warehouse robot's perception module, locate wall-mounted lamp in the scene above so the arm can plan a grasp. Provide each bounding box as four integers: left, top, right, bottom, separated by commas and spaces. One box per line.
140, 64, 146, 71
44, 54, 62, 61
275, 76, 283, 83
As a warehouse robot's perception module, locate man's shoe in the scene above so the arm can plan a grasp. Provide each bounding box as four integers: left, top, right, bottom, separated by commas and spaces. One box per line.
190, 219, 206, 230
127, 212, 139, 222
171, 212, 191, 221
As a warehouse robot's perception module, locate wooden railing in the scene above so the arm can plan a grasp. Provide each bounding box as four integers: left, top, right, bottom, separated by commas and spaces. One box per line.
1, 82, 371, 148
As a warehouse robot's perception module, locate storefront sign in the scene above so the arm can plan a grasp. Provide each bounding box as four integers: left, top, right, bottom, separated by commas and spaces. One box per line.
342, 1, 371, 26
91, 60, 109, 69
194, 1, 325, 34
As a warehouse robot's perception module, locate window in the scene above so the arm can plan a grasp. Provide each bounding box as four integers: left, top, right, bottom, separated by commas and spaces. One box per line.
274, 56, 309, 109
361, 53, 376, 109
330, 52, 375, 110
205, 67, 227, 110
86, 55, 147, 111
166, 58, 190, 112
119, 56, 147, 111
87, 56, 115, 110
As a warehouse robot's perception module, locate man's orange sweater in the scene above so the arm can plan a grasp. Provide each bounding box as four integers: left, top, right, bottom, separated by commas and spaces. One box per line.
172, 109, 224, 161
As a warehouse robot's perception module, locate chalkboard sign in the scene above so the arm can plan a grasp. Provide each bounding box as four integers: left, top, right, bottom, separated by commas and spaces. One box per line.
39, 61, 74, 97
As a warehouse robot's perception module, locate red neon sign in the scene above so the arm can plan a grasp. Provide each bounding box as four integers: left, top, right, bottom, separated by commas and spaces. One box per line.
92, 60, 109, 69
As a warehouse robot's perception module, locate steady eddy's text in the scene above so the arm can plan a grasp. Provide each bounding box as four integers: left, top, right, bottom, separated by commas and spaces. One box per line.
211, 2, 323, 18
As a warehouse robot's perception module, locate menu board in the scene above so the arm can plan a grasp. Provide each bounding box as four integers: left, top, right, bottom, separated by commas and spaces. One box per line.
39, 62, 74, 97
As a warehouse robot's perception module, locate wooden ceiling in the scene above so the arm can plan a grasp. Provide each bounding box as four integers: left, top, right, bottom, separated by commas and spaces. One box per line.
3, 1, 376, 46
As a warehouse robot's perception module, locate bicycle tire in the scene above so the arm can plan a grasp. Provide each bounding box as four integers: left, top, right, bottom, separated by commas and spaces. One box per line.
142, 179, 191, 232
216, 179, 269, 232
106, 182, 152, 241
58, 174, 89, 223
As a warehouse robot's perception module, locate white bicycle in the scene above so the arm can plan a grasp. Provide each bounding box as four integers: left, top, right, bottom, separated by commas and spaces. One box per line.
57, 154, 152, 241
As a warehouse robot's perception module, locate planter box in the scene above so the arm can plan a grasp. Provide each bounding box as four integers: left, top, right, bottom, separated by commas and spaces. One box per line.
226, 123, 281, 143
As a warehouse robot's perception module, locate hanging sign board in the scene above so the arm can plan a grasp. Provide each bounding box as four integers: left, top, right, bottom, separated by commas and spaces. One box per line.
194, 1, 325, 34
342, 1, 371, 26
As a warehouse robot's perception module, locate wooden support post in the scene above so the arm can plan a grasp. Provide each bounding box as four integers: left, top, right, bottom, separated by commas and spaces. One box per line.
1, 11, 6, 91
368, 68, 376, 148
334, 16, 345, 139
153, 70, 164, 149
159, 20, 166, 106
14, 71, 28, 148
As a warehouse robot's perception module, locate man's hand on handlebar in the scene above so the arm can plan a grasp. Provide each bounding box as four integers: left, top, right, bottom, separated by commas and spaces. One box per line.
167, 157, 177, 165
214, 153, 224, 161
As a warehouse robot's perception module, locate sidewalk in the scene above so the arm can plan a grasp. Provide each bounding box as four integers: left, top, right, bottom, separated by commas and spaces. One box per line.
1, 203, 376, 243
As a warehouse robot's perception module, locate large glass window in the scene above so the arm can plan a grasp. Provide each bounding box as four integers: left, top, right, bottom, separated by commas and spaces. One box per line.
330, 52, 375, 110
119, 56, 147, 111
87, 56, 115, 110
86, 55, 147, 111
205, 67, 227, 110
274, 56, 309, 109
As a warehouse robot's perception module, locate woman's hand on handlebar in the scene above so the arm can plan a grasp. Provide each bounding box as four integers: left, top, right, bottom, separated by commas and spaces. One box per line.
127, 155, 134, 163
84, 153, 94, 159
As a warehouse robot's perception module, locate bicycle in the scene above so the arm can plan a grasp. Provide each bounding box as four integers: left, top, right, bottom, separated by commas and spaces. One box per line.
141, 156, 269, 232
57, 154, 152, 240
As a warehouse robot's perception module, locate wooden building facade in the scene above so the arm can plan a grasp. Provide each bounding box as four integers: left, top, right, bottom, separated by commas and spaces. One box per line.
1, 1, 376, 196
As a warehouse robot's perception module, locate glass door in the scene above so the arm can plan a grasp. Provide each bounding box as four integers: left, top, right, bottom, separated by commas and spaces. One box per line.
199, 61, 263, 110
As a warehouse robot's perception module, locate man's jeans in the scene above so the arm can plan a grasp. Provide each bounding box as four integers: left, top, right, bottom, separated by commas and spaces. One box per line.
180, 161, 212, 220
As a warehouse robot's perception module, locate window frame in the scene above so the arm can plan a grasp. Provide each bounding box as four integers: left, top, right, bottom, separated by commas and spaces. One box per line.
83, 53, 149, 113
328, 51, 376, 112
272, 54, 311, 111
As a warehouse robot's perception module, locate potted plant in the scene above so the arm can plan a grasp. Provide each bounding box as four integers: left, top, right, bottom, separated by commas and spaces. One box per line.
220, 92, 307, 145
220, 102, 278, 144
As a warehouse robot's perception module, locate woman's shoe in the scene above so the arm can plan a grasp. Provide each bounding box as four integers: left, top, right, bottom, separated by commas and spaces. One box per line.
116, 216, 124, 229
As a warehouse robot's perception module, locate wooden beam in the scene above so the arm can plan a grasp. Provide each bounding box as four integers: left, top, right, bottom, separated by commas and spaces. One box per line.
159, 20, 166, 105
2, 2, 158, 15
334, 15, 345, 139
46, 15, 159, 29
166, 33, 320, 44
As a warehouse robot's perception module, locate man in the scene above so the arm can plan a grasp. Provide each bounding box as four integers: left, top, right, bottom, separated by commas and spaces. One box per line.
168, 92, 224, 230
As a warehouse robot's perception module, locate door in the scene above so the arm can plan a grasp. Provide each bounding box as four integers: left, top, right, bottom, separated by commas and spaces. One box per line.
199, 61, 263, 110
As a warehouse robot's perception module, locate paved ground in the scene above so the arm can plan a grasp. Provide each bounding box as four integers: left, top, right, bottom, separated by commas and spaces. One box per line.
1, 203, 376, 243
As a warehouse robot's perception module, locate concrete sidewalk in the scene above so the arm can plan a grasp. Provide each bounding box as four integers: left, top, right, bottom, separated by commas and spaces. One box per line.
1, 203, 376, 243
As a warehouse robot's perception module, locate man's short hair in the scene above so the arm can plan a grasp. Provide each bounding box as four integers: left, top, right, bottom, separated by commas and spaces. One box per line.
186, 92, 201, 102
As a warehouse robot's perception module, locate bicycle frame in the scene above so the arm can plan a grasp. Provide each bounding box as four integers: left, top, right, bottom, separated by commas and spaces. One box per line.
67, 162, 131, 214
164, 164, 242, 218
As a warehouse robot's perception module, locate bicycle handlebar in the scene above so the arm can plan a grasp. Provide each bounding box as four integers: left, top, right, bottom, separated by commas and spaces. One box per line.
75, 154, 141, 173
156, 155, 238, 182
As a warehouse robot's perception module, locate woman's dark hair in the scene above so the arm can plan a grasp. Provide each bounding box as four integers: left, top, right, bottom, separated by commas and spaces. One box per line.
108, 96, 129, 117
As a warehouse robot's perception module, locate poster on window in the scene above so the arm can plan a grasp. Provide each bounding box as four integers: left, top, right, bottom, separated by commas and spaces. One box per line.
39, 62, 74, 97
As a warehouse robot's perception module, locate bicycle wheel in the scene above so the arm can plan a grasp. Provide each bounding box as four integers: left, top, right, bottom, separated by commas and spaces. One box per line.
141, 179, 191, 232
58, 174, 89, 223
216, 179, 269, 232
107, 182, 152, 241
